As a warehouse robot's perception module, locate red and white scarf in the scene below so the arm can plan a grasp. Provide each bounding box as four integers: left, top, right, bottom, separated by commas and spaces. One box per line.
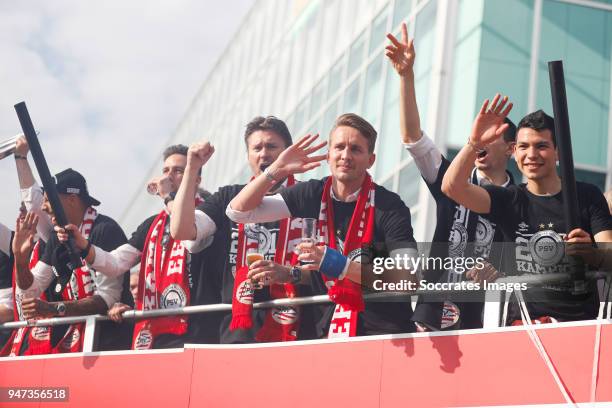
230, 175, 302, 342
49, 207, 99, 354
318, 174, 375, 339
0, 241, 47, 357
132, 209, 190, 350
1, 208, 102, 355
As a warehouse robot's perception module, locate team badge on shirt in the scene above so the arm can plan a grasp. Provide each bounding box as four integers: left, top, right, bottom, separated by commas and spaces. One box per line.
528, 230, 564, 267
448, 222, 468, 258
245, 223, 273, 254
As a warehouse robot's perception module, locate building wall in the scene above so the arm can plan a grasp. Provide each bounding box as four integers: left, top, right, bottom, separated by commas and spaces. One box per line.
121, 0, 612, 241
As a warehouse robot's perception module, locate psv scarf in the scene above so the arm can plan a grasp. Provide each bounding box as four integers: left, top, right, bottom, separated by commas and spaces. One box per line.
318, 174, 375, 339
133, 209, 190, 350
50, 207, 99, 354
0, 241, 47, 357
230, 175, 301, 342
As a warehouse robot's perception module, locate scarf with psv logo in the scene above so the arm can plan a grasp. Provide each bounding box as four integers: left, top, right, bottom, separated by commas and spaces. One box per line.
0, 241, 47, 356
318, 174, 375, 339
133, 209, 191, 350
1, 207, 100, 356
49, 207, 99, 354
230, 175, 302, 342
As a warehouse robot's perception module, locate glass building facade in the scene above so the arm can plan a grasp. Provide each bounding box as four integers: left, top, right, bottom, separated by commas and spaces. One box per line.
121, 0, 612, 241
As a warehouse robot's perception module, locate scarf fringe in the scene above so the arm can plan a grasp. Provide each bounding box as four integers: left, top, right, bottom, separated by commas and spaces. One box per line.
229, 314, 253, 331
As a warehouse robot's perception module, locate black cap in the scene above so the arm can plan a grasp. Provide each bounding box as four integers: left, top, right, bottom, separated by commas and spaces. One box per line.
54, 168, 101, 206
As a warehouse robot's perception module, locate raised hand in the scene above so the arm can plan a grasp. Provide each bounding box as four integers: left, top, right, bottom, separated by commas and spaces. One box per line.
15, 135, 29, 156
386, 22, 415, 77
270, 134, 327, 177
12, 212, 38, 263
187, 141, 215, 170
469, 94, 513, 148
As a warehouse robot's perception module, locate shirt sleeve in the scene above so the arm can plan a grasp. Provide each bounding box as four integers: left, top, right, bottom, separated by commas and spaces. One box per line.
226, 194, 291, 224
403, 131, 443, 184
482, 185, 519, 222
21, 183, 53, 243
182, 210, 216, 254
0, 287, 13, 310
91, 243, 142, 277
127, 215, 156, 252
586, 185, 612, 236
376, 187, 416, 247
87, 217, 128, 307
278, 179, 323, 219
92, 269, 123, 308
15, 261, 54, 300
0, 222, 11, 256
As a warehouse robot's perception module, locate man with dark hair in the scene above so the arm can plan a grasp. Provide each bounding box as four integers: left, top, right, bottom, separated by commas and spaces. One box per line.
226, 113, 419, 338
12, 168, 133, 353
442, 96, 612, 324
162, 144, 202, 176
171, 116, 315, 344
386, 23, 517, 331
517, 110, 556, 145
56, 144, 216, 349
244, 116, 293, 149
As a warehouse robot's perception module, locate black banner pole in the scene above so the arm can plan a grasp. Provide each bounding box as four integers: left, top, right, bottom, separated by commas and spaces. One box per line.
14, 102, 82, 294
547, 60, 586, 295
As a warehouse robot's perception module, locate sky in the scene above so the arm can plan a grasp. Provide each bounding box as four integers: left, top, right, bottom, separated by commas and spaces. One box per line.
0, 0, 254, 229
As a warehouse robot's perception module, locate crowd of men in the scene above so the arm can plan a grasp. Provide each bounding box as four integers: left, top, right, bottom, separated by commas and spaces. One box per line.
1, 24, 611, 355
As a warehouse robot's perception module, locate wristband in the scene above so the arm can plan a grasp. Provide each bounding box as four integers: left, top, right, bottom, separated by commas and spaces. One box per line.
14, 154, 27, 160
319, 247, 350, 280
467, 139, 485, 154
81, 240, 92, 259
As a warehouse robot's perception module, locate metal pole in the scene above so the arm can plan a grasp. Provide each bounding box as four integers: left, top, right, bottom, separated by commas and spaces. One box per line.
547, 61, 586, 295
14, 102, 82, 294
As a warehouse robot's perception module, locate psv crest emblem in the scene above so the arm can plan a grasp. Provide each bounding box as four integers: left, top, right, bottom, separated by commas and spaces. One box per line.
236, 280, 254, 305
271, 307, 298, 325
161, 284, 187, 309
441, 301, 460, 329
134, 329, 153, 350
528, 230, 564, 267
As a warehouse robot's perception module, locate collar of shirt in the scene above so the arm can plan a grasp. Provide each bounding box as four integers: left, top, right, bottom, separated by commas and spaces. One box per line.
330, 186, 361, 203
476, 171, 511, 187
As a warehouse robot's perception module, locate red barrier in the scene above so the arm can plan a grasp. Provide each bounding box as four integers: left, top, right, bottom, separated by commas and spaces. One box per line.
1, 320, 610, 407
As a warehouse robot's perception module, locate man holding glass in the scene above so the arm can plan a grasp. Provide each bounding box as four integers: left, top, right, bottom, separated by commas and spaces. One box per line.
227, 114, 419, 338
171, 116, 317, 343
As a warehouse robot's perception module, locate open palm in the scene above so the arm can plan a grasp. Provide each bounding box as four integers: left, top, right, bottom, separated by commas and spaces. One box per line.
470, 94, 513, 146
13, 212, 38, 261
275, 134, 327, 175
